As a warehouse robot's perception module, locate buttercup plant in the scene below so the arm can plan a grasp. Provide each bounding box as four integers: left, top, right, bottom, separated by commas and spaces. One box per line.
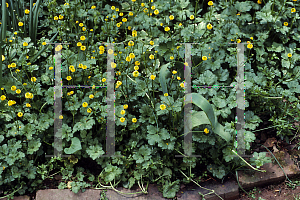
0, 0, 299, 199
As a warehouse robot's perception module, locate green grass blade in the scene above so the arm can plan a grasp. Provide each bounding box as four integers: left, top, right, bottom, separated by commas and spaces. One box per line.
29, 31, 59, 64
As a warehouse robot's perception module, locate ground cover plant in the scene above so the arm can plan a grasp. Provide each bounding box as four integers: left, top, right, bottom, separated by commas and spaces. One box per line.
0, 0, 300, 199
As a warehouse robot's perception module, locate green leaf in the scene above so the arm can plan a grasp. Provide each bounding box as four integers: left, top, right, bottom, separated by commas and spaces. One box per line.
27, 139, 41, 154
101, 164, 122, 183
163, 180, 180, 199
64, 137, 82, 154
183, 93, 231, 142
234, 1, 252, 12
86, 145, 105, 160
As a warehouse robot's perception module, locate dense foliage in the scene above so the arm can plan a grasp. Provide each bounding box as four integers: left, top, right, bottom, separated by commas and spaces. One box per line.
0, 0, 299, 199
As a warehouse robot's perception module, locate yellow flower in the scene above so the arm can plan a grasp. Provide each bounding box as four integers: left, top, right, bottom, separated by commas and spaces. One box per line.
119, 12, 123, 17
91, 5, 96, 9
164, 93, 168, 96
55, 45, 62, 51
237, 39, 241, 43
89, 94, 94, 99
134, 66, 139, 71
82, 27, 86, 31
78, 64, 83, 68
90, 29, 93, 32
129, 12, 133, 16
133, 71, 139, 77
49, 67, 53, 70
11, 86, 17, 91
172, 70, 177, 74
80, 36, 86, 41
18, 22, 23, 26
82, 102, 88, 107
25, 9, 30, 14
11, 63, 16, 68
23, 42, 28, 47
102, 78, 106, 82
120, 117, 125, 123
180, 82, 185, 88
23, 83, 27, 86
190, 15, 194, 20
132, 118, 137, 123
108, 49, 113, 54
123, 104, 128, 109
165, 27, 170, 32
82, 65, 87, 69
160, 104, 166, 110
120, 110, 125, 115
31, 77, 36, 82
207, 23, 213, 29
150, 75, 156, 80
129, 53, 135, 59
26, 103, 31, 107
16, 89, 21, 94
77, 42, 82, 47
204, 128, 209, 134
117, 81, 122, 86
111, 62, 117, 68
66, 76, 72, 81
116, 8, 119, 11
54, 16, 58, 20
284, 22, 288, 26
135, 61, 140, 66
92, 85, 96, 89
99, 46, 105, 51
81, 46, 86, 51
59, 115, 63, 119
149, 54, 154, 59
150, 41, 154, 45
8, 100, 16, 106
122, 18, 127, 22
25, 92, 33, 99
247, 44, 253, 49
291, 8, 296, 13
79, 23, 84, 27
141, 3, 145, 6
202, 56, 207, 61
126, 56, 131, 62
17, 112, 23, 117
42, 41, 47, 45
59, 15, 63, 20
288, 53, 292, 58
2, 55, 5, 61
151, 6, 155, 10
177, 76, 181, 80
154, 9, 159, 15
170, 56, 174, 60
69, 65, 75, 70
1, 95, 6, 101
87, 108, 92, 113
132, 30, 137, 37
169, 15, 174, 20
6, 3, 8, 7
111, 6, 115, 10
128, 41, 134, 46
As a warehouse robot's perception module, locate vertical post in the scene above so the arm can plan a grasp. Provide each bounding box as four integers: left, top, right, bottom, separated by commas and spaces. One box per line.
236, 43, 246, 156
175, 43, 201, 158
46, 43, 70, 158
100, 43, 121, 157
